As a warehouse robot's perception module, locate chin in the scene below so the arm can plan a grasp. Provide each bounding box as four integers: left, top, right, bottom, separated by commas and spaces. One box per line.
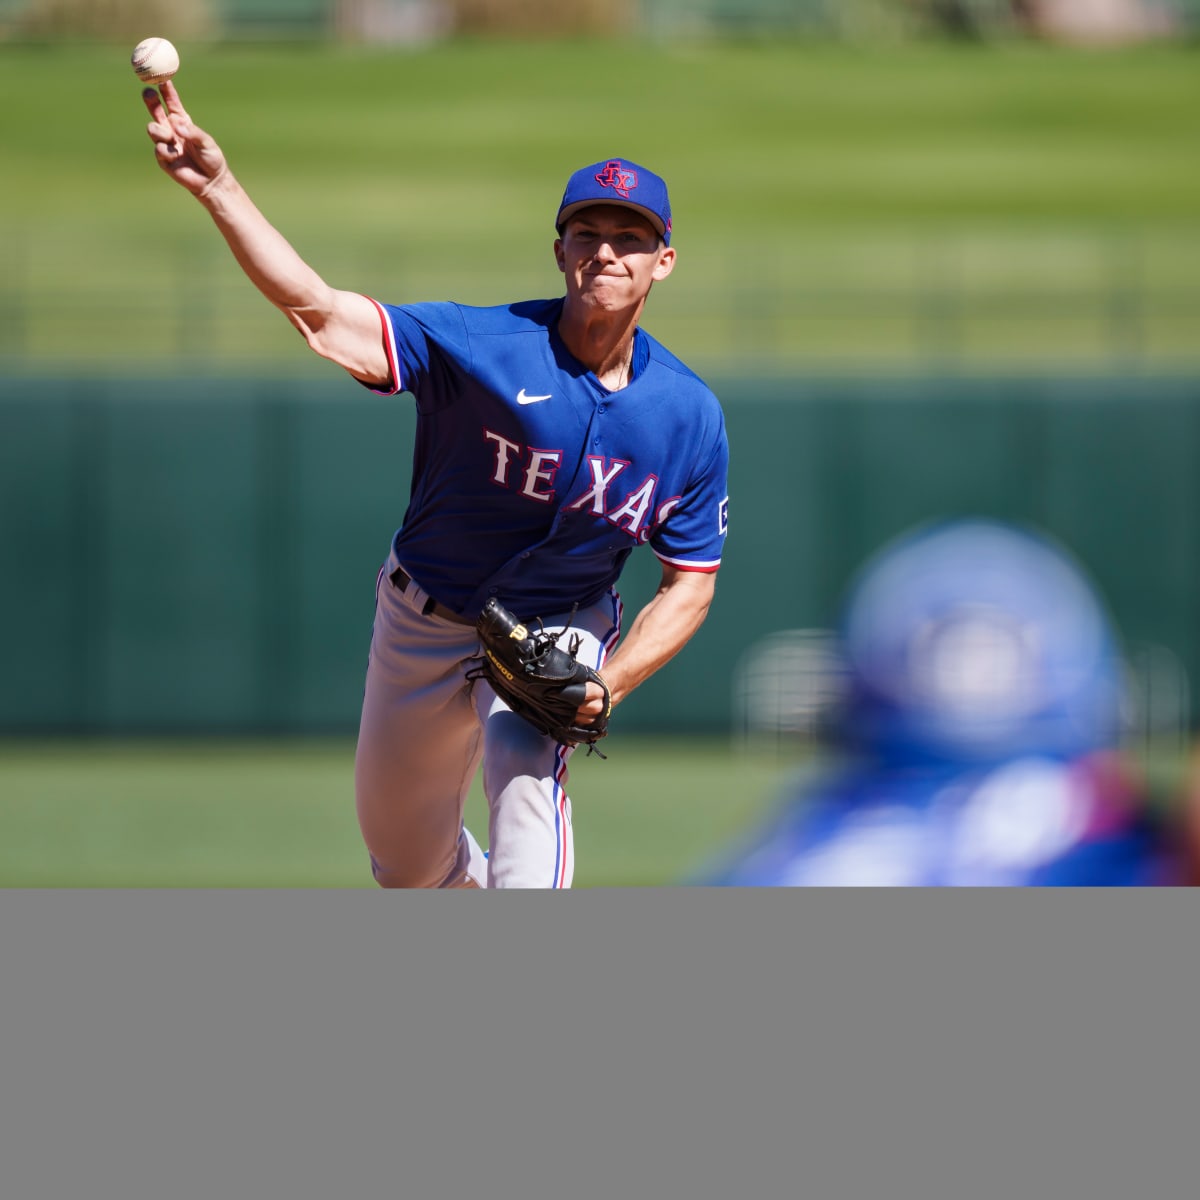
580, 285, 626, 310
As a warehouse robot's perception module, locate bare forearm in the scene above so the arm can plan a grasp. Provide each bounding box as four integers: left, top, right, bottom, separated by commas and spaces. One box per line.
603, 569, 715, 707
200, 171, 334, 333
197, 171, 384, 379
143, 82, 386, 383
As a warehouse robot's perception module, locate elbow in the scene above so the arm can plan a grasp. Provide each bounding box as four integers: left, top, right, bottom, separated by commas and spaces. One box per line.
297, 321, 335, 363
291, 290, 388, 383
278, 280, 341, 355
287, 308, 353, 372
283, 305, 328, 353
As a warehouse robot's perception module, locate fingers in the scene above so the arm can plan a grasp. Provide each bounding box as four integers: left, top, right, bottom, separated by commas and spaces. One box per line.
139, 79, 230, 199
142, 85, 179, 153
158, 79, 191, 129
140, 86, 163, 121
577, 681, 608, 720
141, 79, 197, 145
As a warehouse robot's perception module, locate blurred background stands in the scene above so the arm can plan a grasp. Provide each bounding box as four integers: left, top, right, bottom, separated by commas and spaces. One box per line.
1, 0, 1198, 758
2, 0, 1199, 45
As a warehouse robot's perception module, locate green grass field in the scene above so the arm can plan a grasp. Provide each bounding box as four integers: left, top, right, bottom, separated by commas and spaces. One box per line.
0, 736, 801, 888
1, 37, 1198, 373
1, 734, 1190, 888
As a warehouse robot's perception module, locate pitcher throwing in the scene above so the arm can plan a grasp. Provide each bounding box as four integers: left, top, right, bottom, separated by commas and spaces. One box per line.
141, 79, 729, 887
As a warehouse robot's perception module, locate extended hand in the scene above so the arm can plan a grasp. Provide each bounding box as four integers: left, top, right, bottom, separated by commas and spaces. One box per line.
142, 80, 227, 199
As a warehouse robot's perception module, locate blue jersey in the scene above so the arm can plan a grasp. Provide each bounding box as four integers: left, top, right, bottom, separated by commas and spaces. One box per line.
697, 756, 1184, 887
364, 297, 729, 619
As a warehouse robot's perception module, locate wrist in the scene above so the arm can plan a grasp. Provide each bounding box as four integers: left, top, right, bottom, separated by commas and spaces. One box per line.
196, 165, 236, 209
598, 666, 628, 709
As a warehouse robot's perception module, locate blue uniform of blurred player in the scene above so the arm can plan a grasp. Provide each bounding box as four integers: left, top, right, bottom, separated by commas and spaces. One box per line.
701, 519, 1185, 887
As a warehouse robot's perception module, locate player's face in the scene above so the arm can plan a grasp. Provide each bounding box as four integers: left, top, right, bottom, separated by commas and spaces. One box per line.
555, 206, 676, 313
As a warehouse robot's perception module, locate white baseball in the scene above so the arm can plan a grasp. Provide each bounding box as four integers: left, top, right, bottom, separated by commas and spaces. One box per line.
131, 37, 180, 87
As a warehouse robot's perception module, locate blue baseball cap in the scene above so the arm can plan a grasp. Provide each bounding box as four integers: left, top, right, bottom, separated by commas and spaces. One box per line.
556, 158, 672, 245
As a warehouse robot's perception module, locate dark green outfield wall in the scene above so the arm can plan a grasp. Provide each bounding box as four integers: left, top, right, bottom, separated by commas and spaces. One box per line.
3, 373, 1197, 734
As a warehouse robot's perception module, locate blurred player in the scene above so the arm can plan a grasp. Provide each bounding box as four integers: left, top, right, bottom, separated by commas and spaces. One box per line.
140, 82, 729, 888
699, 518, 1187, 886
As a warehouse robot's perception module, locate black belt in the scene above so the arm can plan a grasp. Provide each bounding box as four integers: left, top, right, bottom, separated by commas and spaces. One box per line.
390, 566, 477, 627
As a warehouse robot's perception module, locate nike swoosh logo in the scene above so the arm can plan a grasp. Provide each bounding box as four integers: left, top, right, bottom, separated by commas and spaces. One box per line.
517, 389, 552, 405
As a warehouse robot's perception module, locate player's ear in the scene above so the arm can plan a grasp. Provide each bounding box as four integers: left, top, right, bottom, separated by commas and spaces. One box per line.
554, 238, 566, 273
652, 245, 676, 282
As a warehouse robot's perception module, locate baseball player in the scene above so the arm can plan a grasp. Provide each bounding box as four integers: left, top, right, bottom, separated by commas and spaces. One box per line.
141, 81, 729, 888
697, 519, 1188, 887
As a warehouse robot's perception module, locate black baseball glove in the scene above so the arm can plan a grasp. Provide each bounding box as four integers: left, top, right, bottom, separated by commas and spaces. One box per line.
469, 597, 612, 753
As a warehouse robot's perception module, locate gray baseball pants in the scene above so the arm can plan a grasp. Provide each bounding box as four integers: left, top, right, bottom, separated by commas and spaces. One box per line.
354, 548, 621, 888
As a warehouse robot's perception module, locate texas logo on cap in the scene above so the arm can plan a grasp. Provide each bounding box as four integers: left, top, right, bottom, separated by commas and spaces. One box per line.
595, 160, 638, 199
